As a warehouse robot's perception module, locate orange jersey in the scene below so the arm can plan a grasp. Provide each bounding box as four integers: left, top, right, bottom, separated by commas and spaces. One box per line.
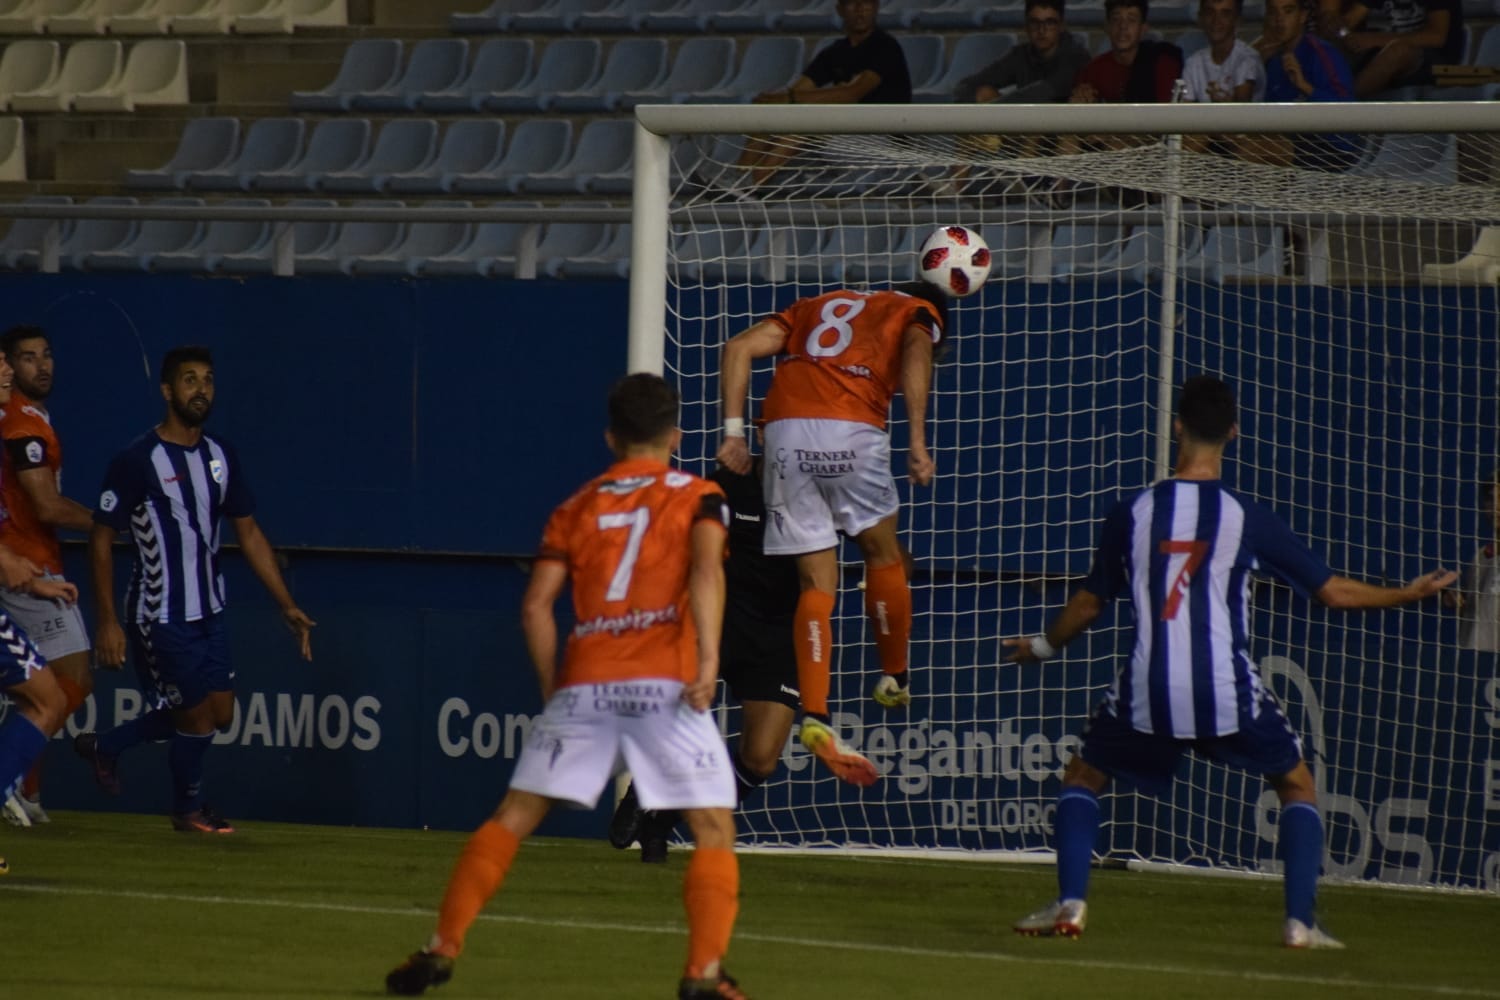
761, 289, 944, 428
0, 390, 63, 574
539, 457, 728, 688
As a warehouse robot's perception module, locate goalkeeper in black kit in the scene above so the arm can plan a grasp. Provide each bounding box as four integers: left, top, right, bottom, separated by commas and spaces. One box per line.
610, 459, 802, 861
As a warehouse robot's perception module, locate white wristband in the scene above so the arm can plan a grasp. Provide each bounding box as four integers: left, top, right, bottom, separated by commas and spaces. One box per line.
1030, 635, 1057, 660
723, 417, 746, 438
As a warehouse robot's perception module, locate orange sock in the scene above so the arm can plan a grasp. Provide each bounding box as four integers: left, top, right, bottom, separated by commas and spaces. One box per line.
432, 820, 521, 958
864, 560, 911, 676
682, 846, 739, 977
794, 589, 836, 717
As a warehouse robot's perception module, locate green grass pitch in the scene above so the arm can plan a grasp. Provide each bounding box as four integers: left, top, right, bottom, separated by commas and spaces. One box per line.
2, 811, 1497, 999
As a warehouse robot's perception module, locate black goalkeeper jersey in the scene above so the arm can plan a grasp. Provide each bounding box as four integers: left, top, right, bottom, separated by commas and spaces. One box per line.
711, 464, 800, 623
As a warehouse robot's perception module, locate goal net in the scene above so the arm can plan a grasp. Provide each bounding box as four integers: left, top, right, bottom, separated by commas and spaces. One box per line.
628, 103, 1500, 891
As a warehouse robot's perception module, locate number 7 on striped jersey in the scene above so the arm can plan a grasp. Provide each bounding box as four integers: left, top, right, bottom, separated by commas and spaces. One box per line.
597, 508, 651, 601
1158, 539, 1210, 621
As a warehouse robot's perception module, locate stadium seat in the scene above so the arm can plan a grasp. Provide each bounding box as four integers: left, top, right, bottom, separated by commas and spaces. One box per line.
545, 221, 630, 278
81, 195, 204, 270
1188, 224, 1286, 282
45, 0, 115, 33
617, 36, 734, 107
239, 0, 344, 30
414, 202, 541, 278
294, 199, 405, 276
1426, 25, 1500, 98
914, 33, 1015, 102
290, 38, 402, 112
348, 200, 474, 276
450, 0, 552, 31
1350, 133, 1457, 185
249, 117, 370, 192
898, 34, 946, 95
384, 119, 504, 194
1422, 226, 1500, 284
0, 195, 72, 271
184, 116, 304, 191
503, 0, 616, 32
640, 0, 742, 31
774, 0, 840, 31
149, 197, 272, 272
0, 116, 24, 182
351, 38, 467, 112
216, 197, 337, 274
449, 117, 571, 194
0, 0, 49, 32
480, 37, 600, 113
903, 0, 986, 30
109, 0, 213, 33
674, 228, 750, 284
0, 41, 59, 112
415, 37, 532, 112
171, 0, 279, 34
492, 212, 609, 278
320, 118, 438, 194
514, 118, 631, 195
571, 0, 677, 32
841, 225, 922, 283
127, 116, 239, 190
1117, 223, 1205, 283
9, 39, 122, 111
549, 36, 666, 112
55, 195, 138, 270
975, 0, 1026, 27
1047, 223, 1125, 278
711, 0, 785, 31
681, 35, 802, 103
72, 39, 187, 111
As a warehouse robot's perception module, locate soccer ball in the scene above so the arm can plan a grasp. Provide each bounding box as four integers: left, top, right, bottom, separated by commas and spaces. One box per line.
918, 225, 991, 297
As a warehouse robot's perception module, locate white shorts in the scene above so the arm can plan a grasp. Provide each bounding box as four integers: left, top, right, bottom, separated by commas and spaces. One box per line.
0, 575, 90, 662
762, 418, 899, 556
510, 679, 736, 811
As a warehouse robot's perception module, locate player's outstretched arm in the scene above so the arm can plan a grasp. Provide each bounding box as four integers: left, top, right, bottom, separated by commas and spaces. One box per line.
1003, 588, 1105, 663
232, 515, 316, 661
89, 522, 126, 669
717, 320, 788, 474
683, 517, 727, 712
521, 558, 568, 702
1315, 568, 1459, 610
900, 325, 936, 486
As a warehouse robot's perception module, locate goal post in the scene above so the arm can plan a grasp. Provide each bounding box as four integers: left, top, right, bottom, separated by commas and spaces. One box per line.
628, 101, 1500, 891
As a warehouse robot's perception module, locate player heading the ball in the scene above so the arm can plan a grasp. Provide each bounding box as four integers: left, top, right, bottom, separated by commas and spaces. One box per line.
718, 280, 949, 787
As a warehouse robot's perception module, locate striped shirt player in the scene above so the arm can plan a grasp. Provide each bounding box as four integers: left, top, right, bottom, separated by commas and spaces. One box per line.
717, 282, 949, 789
386, 374, 748, 1000
1007, 375, 1454, 950
75, 345, 313, 836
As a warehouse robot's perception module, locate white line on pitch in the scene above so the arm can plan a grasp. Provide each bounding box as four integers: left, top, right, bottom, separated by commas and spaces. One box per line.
2, 882, 1494, 999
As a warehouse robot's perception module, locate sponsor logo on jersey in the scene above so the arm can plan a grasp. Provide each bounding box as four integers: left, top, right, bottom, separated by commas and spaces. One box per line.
571, 603, 680, 639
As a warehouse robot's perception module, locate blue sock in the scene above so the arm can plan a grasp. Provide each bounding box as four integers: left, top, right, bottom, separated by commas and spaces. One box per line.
168, 730, 213, 815
0, 713, 49, 800
1280, 801, 1323, 926
98, 707, 176, 757
1056, 786, 1101, 902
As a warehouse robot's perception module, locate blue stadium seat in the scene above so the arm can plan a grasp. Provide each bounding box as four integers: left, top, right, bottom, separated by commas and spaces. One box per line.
0, 195, 72, 271
641, 0, 744, 31
673, 228, 752, 284
250, 117, 371, 193
712, 0, 785, 31
450, 0, 565, 30
903, 0, 987, 30
976, 0, 1027, 27
216, 198, 338, 275
545, 221, 631, 279
1048, 224, 1125, 279
481, 38, 600, 113
415, 204, 542, 278
682, 36, 803, 103
81, 196, 204, 272
126, 117, 240, 191
843, 225, 921, 284
492, 214, 609, 278
321, 119, 439, 194
185, 117, 304, 191
289, 39, 402, 112
1350, 133, 1457, 185
549, 37, 666, 112
449, 118, 571, 195
53, 196, 138, 271
295, 199, 406, 276
1185, 225, 1286, 283
619, 37, 734, 107
899, 34, 946, 95
506, 0, 621, 32
415, 38, 532, 112
572, 0, 679, 31
150, 198, 274, 273
1117, 223, 1206, 283
775, 0, 841, 31
351, 39, 468, 112
915, 33, 1015, 101
515, 118, 632, 194
385, 120, 505, 195
349, 201, 475, 276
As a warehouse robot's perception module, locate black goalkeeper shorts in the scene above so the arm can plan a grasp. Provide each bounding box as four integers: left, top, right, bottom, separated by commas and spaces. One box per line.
719, 609, 799, 710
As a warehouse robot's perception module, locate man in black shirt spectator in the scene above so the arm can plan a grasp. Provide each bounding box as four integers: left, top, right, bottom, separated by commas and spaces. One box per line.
738, 0, 911, 186
1334, 0, 1463, 96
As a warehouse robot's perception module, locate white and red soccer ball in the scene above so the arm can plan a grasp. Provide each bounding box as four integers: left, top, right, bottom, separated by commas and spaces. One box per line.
918, 225, 991, 297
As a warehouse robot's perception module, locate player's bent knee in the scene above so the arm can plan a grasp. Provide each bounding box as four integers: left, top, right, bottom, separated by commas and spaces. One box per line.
683, 807, 736, 849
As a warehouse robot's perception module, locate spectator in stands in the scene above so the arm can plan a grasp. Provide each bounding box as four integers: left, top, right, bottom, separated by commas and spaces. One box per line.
1334, 0, 1464, 97
1069, 0, 1183, 103
1183, 0, 1265, 101
954, 0, 1090, 104
1250, 0, 1360, 169
1447, 467, 1500, 652
738, 0, 911, 186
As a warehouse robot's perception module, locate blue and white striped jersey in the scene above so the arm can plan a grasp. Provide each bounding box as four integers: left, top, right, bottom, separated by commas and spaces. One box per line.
93, 431, 256, 624
1081, 479, 1334, 739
